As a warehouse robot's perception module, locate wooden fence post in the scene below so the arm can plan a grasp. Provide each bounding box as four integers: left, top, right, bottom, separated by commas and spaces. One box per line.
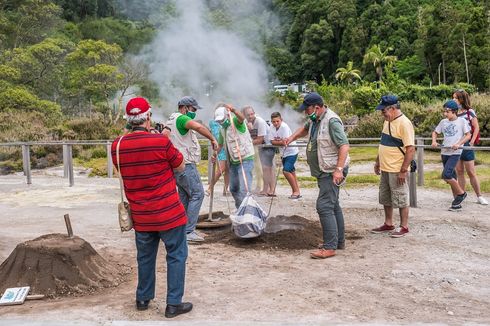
417, 138, 424, 186
409, 172, 417, 208
67, 144, 74, 187
22, 144, 32, 185
106, 142, 113, 178
62, 144, 69, 178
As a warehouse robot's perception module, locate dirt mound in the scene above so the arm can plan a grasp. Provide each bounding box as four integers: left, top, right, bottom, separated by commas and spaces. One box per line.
0, 233, 129, 297
203, 215, 363, 250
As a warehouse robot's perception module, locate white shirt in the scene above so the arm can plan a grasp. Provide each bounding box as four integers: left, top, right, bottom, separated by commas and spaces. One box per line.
435, 117, 470, 155
249, 116, 270, 144
269, 121, 299, 157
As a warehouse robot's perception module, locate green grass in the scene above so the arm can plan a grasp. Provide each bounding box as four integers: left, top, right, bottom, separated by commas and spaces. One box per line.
348, 147, 378, 163
424, 167, 490, 193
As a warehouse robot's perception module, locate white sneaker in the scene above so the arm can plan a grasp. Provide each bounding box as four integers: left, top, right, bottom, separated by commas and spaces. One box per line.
477, 196, 489, 205
186, 231, 205, 242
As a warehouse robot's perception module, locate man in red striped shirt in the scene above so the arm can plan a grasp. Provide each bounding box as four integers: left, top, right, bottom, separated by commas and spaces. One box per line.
112, 97, 192, 318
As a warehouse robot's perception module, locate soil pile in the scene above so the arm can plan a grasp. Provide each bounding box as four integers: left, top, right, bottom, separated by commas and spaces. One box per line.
203, 215, 363, 250
0, 233, 128, 297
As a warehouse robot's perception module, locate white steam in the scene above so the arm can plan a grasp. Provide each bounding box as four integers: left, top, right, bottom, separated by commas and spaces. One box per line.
126, 0, 304, 129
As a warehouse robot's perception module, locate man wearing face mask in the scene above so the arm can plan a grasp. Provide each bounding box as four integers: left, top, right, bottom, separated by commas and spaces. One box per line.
167, 96, 218, 242
214, 104, 255, 209
286, 92, 350, 259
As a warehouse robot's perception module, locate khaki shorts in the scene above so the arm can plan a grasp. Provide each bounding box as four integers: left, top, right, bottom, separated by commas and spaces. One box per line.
379, 171, 409, 208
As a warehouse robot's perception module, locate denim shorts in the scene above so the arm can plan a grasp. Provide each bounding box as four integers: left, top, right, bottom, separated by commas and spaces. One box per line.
282, 154, 298, 173
441, 154, 460, 180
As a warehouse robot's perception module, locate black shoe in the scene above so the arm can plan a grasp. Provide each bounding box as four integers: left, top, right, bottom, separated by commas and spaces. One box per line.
165, 302, 193, 318
136, 300, 150, 311
451, 192, 467, 206
448, 204, 462, 211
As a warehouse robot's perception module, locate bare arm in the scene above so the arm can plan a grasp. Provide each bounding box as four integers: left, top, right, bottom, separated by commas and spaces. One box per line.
226, 105, 245, 124
185, 120, 218, 151
431, 131, 439, 147
470, 117, 480, 145
285, 126, 308, 145
252, 135, 264, 145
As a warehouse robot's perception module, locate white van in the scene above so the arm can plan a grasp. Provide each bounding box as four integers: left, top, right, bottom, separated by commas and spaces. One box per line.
273, 85, 289, 94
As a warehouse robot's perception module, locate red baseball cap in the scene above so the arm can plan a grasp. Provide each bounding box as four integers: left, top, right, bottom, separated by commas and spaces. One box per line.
126, 97, 151, 116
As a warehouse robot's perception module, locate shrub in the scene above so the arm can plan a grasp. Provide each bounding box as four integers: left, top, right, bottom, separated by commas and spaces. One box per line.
352, 86, 383, 116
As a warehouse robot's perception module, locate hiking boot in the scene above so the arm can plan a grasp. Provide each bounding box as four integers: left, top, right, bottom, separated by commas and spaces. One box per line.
165, 302, 193, 318
136, 300, 150, 311
310, 248, 336, 259
477, 196, 489, 205
448, 204, 462, 211
186, 231, 204, 242
390, 226, 409, 238
371, 223, 395, 234
451, 192, 467, 206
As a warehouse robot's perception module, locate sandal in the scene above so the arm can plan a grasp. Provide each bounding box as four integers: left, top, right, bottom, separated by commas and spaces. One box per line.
288, 194, 302, 199
267, 193, 277, 197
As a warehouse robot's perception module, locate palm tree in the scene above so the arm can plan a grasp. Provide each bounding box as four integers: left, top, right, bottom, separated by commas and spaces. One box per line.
335, 61, 362, 84
363, 45, 397, 82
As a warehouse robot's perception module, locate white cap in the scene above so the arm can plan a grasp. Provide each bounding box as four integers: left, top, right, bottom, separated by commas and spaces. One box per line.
214, 106, 227, 122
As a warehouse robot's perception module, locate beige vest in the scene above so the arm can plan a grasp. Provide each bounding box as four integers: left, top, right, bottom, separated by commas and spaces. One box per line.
166, 112, 201, 164
222, 118, 254, 162
309, 109, 350, 173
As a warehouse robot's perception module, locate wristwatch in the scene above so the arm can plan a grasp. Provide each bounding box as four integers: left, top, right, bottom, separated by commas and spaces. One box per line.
335, 167, 343, 172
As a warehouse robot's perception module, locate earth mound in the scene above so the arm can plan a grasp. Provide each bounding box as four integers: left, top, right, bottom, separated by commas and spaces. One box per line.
203, 215, 363, 250
0, 233, 128, 297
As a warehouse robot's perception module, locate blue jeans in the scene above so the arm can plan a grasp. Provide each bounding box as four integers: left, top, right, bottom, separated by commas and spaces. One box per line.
316, 173, 345, 249
135, 225, 187, 305
229, 159, 254, 209
174, 164, 204, 234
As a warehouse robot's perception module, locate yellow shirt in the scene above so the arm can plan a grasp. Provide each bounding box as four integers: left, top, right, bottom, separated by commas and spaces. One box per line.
378, 115, 415, 172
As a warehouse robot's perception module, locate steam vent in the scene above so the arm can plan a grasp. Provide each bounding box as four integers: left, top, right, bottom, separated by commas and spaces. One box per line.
0, 234, 127, 297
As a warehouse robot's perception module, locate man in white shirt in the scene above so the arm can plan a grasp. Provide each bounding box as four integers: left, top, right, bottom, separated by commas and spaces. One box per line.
243, 106, 276, 196
269, 112, 301, 199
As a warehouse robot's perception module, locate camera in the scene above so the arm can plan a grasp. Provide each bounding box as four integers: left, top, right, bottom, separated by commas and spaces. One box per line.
155, 123, 165, 133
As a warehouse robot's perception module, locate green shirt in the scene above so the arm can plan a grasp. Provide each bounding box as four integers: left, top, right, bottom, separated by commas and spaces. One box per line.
218, 116, 253, 164
306, 117, 348, 178
176, 114, 192, 135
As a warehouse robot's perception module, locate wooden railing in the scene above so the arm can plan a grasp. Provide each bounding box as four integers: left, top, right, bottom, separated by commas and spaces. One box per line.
1, 138, 489, 208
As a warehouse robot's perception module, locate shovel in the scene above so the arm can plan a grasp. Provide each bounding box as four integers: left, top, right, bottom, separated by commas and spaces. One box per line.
207, 160, 221, 222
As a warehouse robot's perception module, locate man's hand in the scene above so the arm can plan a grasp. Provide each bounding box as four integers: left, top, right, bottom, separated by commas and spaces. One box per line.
374, 163, 380, 175
397, 171, 407, 185
333, 169, 344, 186
431, 141, 438, 148
284, 136, 293, 146
211, 139, 219, 152
211, 152, 217, 164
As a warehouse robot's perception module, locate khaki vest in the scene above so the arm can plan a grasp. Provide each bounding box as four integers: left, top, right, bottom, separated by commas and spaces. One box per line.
309, 109, 350, 173
221, 118, 254, 162
166, 112, 201, 164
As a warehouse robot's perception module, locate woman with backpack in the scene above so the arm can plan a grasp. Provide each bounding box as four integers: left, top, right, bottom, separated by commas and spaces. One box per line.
452, 89, 488, 205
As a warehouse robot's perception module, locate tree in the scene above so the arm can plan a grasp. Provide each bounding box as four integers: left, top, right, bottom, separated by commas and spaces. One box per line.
335, 61, 361, 84
363, 44, 397, 82
300, 19, 333, 81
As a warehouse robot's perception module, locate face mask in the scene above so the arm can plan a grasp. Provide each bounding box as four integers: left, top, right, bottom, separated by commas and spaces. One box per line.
221, 119, 231, 128
186, 111, 196, 119
308, 111, 317, 122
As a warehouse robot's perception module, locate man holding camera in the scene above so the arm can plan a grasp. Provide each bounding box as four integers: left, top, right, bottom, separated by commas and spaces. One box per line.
166, 96, 218, 242
372, 95, 415, 238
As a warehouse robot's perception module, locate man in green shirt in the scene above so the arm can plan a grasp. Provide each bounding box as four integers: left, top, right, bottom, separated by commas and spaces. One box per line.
286, 92, 350, 259
167, 96, 218, 242
214, 104, 255, 209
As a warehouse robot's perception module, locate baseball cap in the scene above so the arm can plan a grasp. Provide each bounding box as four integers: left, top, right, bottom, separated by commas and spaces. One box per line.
376, 95, 399, 110
443, 99, 459, 111
214, 106, 227, 122
298, 92, 324, 111
126, 97, 151, 116
178, 96, 203, 110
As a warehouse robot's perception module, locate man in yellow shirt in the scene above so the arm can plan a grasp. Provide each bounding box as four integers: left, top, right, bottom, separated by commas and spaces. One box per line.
372, 95, 415, 238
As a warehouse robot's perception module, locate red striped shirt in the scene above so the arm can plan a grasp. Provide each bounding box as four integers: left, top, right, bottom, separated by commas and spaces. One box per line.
111, 132, 187, 232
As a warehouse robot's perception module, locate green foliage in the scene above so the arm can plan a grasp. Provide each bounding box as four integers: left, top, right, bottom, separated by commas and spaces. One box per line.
351, 86, 383, 115
349, 111, 384, 138
63, 117, 114, 140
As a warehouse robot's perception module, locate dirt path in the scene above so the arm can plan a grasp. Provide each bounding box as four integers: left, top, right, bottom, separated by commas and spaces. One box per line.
0, 170, 489, 324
